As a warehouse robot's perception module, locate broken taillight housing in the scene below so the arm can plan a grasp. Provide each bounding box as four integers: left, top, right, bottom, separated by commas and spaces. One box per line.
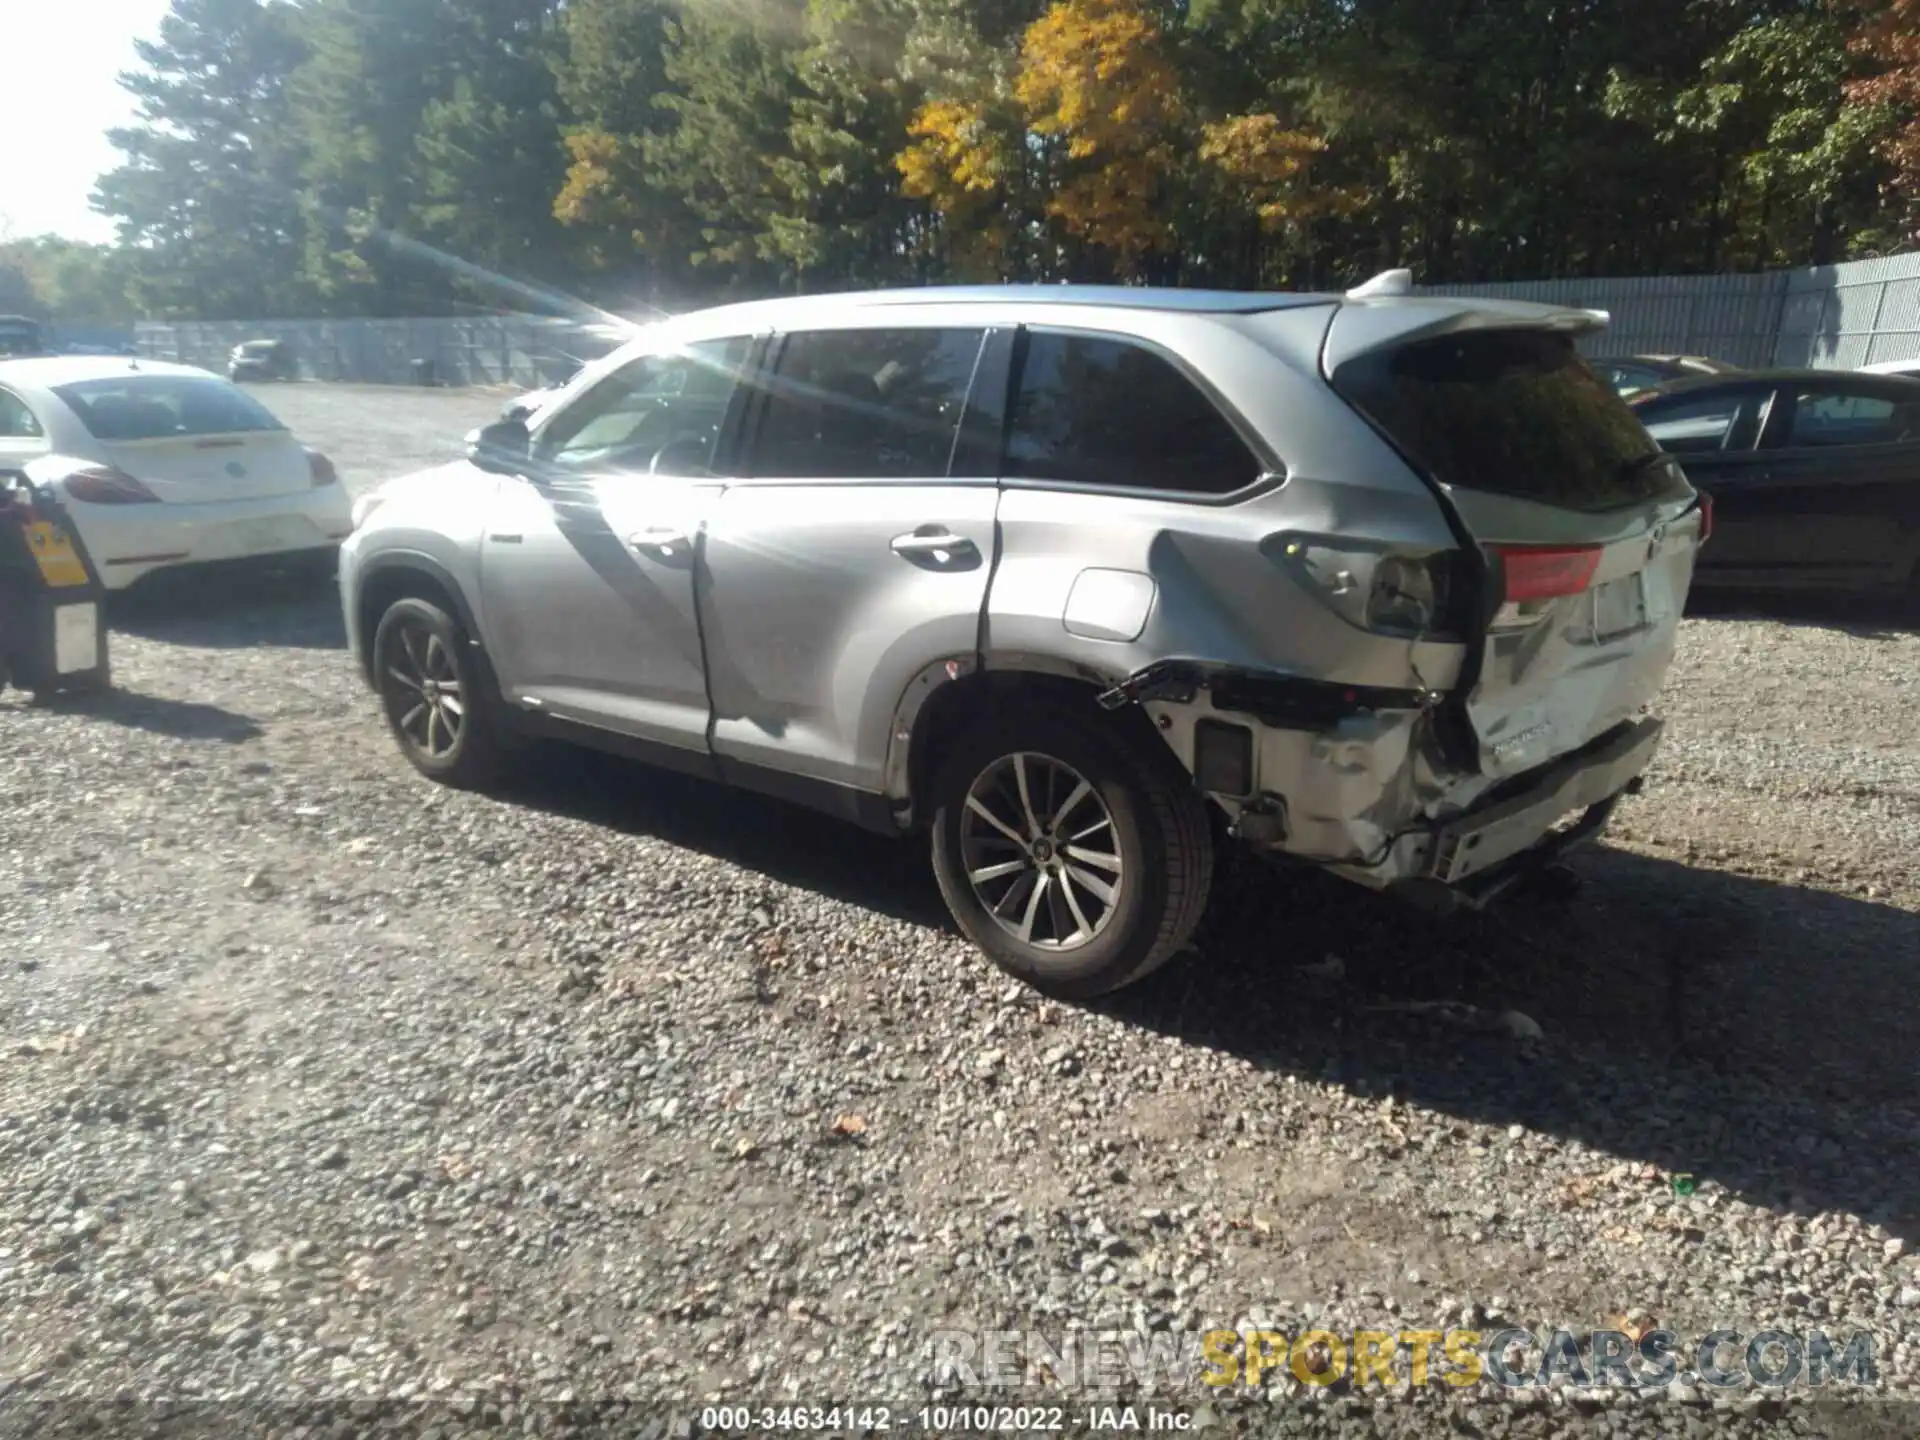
64, 465, 160, 505
1281, 539, 1475, 640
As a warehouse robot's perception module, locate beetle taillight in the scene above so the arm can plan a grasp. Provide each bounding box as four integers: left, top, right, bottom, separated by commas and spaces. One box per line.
65, 466, 160, 505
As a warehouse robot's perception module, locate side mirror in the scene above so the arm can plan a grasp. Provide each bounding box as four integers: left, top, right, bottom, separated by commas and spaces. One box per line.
467, 418, 530, 475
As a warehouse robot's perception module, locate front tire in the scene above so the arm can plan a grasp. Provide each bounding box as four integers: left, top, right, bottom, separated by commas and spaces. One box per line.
929, 704, 1214, 999
372, 597, 500, 787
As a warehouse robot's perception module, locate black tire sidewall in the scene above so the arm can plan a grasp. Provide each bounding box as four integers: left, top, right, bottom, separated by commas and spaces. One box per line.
372, 597, 494, 785
931, 712, 1179, 999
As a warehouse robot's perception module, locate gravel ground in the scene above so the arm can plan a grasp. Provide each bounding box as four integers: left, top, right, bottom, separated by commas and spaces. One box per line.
3, 382, 1918, 1438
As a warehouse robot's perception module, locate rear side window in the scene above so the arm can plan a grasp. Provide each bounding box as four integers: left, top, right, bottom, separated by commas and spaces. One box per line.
0, 387, 42, 439
1332, 330, 1690, 512
1006, 332, 1263, 495
52, 375, 285, 441
747, 328, 985, 479
1787, 390, 1902, 447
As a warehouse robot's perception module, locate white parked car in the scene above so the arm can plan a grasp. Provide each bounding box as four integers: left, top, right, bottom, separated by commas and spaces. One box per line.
0, 356, 349, 590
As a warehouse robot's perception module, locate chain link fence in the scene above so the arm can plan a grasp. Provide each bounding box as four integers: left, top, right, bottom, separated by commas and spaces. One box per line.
134, 252, 1920, 388
131, 314, 638, 388
1420, 250, 1920, 369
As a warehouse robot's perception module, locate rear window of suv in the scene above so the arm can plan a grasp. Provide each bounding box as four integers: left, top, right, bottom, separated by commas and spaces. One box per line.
1331, 330, 1690, 512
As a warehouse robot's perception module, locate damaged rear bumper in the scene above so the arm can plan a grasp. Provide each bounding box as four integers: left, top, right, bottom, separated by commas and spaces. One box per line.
1118, 657, 1662, 910
1339, 715, 1663, 903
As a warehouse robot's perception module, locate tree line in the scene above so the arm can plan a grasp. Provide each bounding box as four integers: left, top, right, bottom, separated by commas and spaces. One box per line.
6, 0, 1920, 323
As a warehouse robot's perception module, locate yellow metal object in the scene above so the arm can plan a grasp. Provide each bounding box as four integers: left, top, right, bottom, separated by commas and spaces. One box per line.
23, 521, 90, 588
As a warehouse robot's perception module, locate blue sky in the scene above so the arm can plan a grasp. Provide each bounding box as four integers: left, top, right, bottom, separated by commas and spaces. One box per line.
0, 0, 175, 243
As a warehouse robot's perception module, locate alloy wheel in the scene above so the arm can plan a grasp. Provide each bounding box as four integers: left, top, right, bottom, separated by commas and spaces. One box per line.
959, 751, 1125, 951
385, 623, 466, 760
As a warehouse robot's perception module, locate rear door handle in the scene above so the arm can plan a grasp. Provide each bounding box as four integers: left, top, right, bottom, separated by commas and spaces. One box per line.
626, 527, 690, 558
891, 529, 975, 559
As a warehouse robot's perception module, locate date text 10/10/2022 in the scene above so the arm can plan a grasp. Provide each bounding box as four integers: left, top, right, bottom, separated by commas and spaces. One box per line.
696, 1405, 1198, 1432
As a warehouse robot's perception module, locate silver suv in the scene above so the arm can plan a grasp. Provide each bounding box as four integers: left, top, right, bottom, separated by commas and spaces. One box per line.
341, 276, 1705, 998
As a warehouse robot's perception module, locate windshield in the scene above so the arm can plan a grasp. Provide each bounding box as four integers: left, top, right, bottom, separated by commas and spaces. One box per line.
1331, 330, 1692, 512
53, 374, 287, 441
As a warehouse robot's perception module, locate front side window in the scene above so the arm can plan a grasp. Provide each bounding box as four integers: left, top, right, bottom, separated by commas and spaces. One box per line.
745, 328, 986, 480
534, 337, 749, 478
1005, 332, 1263, 496
1787, 390, 1901, 448
1640, 392, 1748, 454
1599, 362, 1662, 397
52, 375, 285, 441
0, 386, 43, 440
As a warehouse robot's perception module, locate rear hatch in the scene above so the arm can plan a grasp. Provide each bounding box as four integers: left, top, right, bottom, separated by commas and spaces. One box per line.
1324, 303, 1705, 782
52, 373, 310, 503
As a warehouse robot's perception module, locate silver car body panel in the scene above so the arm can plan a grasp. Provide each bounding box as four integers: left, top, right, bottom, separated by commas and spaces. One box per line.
478, 473, 719, 752
701, 475, 998, 791
341, 285, 1701, 897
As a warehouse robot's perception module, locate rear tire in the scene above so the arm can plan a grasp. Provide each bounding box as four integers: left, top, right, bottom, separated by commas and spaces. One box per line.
372, 597, 500, 788
929, 703, 1214, 999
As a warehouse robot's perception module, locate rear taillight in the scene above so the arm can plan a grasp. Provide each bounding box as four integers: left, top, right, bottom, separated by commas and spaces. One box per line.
65, 466, 160, 505
308, 450, 339, 488
1695, 492, 1713, 544
1492, 544, 1602, 603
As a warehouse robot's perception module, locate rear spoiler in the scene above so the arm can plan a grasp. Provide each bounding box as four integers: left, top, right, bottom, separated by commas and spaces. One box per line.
1324, 272, 1612, 374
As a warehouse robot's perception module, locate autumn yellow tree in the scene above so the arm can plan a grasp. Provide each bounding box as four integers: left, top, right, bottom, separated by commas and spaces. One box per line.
1846, 0, 1920, 234
897, 95, 1022, 276
899, 0, 1189, 277
1197, 114, 1326, 229
1012, 0, 1185, 272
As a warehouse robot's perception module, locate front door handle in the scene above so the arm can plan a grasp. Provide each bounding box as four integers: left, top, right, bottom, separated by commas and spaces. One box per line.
891, 529, 976, 561
626, 527, 690, 559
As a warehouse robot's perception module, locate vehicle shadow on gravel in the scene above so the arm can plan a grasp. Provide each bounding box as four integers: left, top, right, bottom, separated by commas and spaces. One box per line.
487, 741, 1920, 1239
1109, 845, 1920, 1240
492, 742, 950, 929
106, 568, 347, 651
29, 687, 262, 742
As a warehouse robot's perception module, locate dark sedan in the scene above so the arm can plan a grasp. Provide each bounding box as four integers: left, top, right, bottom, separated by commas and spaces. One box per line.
1630, 369, 1920, 597
1591, 354, 1742, 399
229, 338, 298, 382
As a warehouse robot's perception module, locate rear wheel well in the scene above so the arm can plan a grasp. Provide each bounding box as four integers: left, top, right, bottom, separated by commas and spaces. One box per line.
907, 670, 1186, 827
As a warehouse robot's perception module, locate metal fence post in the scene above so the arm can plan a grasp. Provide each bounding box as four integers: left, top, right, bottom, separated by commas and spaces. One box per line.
1865, 277, 1891, 364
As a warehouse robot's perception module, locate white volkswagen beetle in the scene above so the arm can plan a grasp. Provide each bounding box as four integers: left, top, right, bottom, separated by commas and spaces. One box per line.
0, 355, 350, 590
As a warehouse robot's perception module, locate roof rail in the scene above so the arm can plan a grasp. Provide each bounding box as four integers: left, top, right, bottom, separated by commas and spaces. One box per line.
1344, 268, 1414, 300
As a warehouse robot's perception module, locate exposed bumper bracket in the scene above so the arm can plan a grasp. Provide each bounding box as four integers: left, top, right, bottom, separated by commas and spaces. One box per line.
1390, 795, 1621, 915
